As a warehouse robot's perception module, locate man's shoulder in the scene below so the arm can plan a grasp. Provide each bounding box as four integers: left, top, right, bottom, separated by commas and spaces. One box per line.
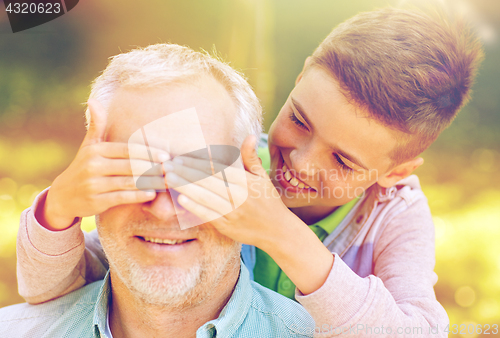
0, 280, 104, 337
241, 280, 315, 337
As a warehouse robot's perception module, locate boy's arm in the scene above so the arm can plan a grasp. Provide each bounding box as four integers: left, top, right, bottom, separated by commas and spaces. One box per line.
17, 188, 108, 304
17, 100, 168, 305
291, 196, 449, 337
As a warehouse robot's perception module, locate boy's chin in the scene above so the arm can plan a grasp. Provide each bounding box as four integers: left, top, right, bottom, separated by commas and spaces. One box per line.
281, 193, 347, 210
281, 195, 319, 209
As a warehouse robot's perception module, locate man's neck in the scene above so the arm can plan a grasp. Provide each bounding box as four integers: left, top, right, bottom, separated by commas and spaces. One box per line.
108, 262, 240, 338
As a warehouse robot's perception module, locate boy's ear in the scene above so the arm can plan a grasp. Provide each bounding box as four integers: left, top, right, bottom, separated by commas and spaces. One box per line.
295, 56, 312, 85
377, 157, 424, 188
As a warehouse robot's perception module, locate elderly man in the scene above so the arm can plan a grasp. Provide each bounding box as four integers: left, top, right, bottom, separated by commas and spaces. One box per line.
1, 44, 314, 337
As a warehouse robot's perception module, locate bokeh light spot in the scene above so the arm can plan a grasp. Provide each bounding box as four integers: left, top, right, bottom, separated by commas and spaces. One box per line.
0, 195, 16, 218
455, 286, 476, 307
17, 184, 40, 207
433, 216, 447, 245
81, 216, 97, 233
477, 298, 500, 320
0, 178, 17, 196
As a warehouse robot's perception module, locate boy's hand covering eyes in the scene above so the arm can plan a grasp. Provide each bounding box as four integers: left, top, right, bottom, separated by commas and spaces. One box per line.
38, 99, 169, 231
165, 136, 336, 296
163, 135, 297, 250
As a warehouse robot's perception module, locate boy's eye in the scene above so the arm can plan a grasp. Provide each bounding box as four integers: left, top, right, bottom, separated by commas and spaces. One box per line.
289, 112, 307, 130
334, 154, 354, 173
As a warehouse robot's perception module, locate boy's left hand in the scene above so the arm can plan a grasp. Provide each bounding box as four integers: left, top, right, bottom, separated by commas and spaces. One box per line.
163, 135, 335, 295
162, 135, 298, 250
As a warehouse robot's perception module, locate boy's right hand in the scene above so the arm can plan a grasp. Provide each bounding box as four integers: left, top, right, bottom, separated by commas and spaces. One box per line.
37, 99, 170, 231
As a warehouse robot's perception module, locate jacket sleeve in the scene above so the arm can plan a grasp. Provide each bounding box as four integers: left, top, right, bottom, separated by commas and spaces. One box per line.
17, 188, 108, 304
294, 196, 449, 337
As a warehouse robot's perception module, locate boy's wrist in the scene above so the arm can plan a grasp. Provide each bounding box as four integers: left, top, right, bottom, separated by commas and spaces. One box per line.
259, 215, 335, 295
37, 189, 77, 231
258, 212, 300, 257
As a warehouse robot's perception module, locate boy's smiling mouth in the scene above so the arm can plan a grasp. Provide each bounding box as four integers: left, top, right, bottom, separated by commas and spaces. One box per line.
282, 162, 312, 189
276, 153, 316, 193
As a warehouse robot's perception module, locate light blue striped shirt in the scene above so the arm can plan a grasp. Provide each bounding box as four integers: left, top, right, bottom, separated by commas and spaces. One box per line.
0, 262, 315, 338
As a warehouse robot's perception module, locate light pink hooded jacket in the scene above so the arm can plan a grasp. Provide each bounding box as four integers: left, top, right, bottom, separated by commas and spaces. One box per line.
17, 175, 449, 337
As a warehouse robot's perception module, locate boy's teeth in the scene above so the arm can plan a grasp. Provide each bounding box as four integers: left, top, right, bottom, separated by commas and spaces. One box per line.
281, 162, 311, 189
289, 177, 299, 187
143, 237, 188, 245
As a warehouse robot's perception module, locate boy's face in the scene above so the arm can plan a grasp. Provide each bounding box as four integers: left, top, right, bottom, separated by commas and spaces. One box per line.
268, 66, 400, 219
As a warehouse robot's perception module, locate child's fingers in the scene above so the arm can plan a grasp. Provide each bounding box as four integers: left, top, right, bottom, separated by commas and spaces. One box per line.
241, 135, 267, 178
164, 161, 224, 186
98, 159, 164, 176
165, 171, 238, 201
172, 156, 227, 176
92, 176, 166, 193
97, 142, 170, 163
167, 174, 233, 216
165, 159, 246, 186
176, 194, 222, 223
96, 190, 157, 208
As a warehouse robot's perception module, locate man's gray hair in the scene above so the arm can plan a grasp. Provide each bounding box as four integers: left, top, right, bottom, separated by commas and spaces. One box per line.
86, 43, 263, 146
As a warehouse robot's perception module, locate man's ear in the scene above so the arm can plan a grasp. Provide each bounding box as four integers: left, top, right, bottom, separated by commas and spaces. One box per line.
377, 157, 424, 188
295, 56, 312, 85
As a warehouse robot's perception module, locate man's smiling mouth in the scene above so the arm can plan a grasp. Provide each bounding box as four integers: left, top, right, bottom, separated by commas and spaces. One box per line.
137, 236, 196, 245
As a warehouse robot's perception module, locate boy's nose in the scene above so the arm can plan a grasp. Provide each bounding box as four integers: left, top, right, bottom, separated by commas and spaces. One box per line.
142, 191, 179, 222
289, 147, 321, 179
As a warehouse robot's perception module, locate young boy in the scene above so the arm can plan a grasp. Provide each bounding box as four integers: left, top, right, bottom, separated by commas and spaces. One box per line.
17, 7, 482, 337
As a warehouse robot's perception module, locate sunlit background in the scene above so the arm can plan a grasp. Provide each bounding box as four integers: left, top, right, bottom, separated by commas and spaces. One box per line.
0, 0, 499, 336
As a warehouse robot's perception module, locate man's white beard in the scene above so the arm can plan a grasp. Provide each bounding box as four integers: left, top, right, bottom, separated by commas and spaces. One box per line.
100, 233, 240, 309
126, 260, 202, 306
102, 238, 202, 308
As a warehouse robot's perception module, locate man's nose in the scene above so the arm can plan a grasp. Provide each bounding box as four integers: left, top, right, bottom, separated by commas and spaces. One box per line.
142, 191, 179, 221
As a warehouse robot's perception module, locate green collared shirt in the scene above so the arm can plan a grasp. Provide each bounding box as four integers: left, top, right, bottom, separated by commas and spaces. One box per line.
0, 262, 315, 337
254, 146, 359, 299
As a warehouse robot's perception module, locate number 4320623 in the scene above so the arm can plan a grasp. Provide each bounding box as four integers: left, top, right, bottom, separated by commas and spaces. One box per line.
5, 2, 61, 14
444, 323, 498, 335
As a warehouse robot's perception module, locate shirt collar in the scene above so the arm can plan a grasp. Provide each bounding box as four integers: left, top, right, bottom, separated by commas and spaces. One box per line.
92, 262, 252, 338
315, 195, 361, 235
196, 261, 252, 338
93, 271, 112, 338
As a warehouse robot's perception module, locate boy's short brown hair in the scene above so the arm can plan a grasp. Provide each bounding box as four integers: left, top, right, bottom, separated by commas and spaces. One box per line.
310, 7, 484, 165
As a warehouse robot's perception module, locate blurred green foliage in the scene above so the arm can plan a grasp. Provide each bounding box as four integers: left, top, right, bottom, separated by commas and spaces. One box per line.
0, 1, 499, 336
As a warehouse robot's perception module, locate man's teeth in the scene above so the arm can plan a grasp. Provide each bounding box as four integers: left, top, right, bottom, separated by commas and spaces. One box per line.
282, 163, 311, 189
143, 237, 188, 245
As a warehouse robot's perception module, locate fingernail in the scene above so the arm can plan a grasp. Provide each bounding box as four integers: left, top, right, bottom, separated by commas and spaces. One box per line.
145, 191, 156, 197
158, 153, 170, 162
173, 157, 183, 164
163, 163, 174, 172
